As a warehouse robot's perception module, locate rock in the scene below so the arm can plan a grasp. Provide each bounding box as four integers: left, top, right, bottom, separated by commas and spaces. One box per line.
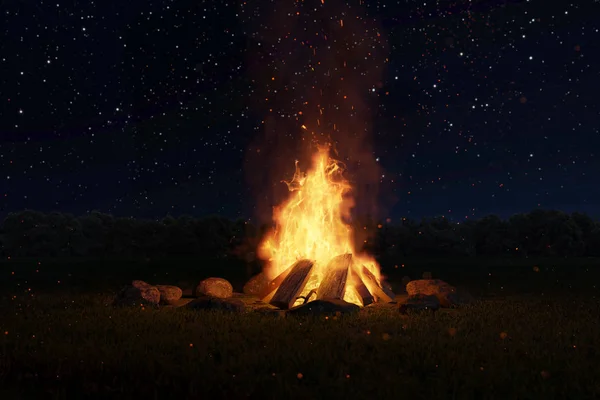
398, 294, 440, 314
132, 280, 153, 289
163, 298, 194, 308
406, 279, 473, 308
406, 278, 452, 296
194, 277, 233, 298
113, 281, 160, 307
186, 296, 245, 313
156, 285, 183, 305
243, 272, 270, 296
287, 299, 360, 317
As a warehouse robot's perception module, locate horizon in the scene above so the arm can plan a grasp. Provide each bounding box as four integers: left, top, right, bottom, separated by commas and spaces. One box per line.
1, 205, 599, 226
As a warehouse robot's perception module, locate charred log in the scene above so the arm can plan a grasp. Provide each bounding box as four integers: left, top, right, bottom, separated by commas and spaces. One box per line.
258, 262, 295, 299
360, 265, 393, 303
269, 259, 315, 309
349, 265, 374, 306
316, 253, 351, 300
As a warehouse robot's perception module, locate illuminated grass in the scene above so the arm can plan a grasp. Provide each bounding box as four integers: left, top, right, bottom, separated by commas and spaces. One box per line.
1, 292, 599, 399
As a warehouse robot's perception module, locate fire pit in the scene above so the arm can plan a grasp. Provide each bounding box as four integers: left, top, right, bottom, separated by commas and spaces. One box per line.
255, 146, 393, 309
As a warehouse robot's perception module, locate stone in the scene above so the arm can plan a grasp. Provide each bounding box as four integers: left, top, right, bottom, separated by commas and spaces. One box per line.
132, 280, 153, 289
406, 279, 452, 296
243, 272, 270, 296
194, 277, 233, 298
398, 294, 440, 314
287, 299, 360, 317
113, 281, 160, 307
156, 285, 183, 305
186, 296, 245, 313
163, 298, 194, 308
405, 279, 473, 308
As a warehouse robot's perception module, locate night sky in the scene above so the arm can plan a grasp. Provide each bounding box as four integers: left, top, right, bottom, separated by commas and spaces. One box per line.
0, 0, 598, 223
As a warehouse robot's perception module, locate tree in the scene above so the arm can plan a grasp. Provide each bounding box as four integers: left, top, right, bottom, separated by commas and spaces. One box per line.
2, 210, 52, 256
571, 212, 596, 256
0, 208, 598, 259
473, 215, 511, 256
78, 212, 110, 256
105, 217, 138, 257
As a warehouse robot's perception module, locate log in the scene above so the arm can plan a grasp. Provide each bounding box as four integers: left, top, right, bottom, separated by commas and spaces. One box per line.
360, 265, 393, 303
316, 253, 351, 300
258, 263, 295, 300
261, 289, 277, 304
269, 259, 315, 309
349, 265, 374, 306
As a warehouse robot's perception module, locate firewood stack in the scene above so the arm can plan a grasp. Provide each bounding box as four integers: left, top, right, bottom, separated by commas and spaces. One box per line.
258, 253, 394, 309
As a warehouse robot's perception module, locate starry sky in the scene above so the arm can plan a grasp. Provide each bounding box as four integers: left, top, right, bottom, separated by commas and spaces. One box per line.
0, 0, 598, 223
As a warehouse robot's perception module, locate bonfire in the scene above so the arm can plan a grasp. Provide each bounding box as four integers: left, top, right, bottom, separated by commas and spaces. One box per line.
256, 146, 393, 309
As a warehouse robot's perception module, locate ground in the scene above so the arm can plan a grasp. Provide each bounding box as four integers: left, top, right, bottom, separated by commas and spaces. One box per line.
0, 256, 599, 399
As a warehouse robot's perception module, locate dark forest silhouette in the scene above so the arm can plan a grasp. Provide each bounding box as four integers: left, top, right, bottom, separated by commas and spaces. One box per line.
2, 209, 600, 259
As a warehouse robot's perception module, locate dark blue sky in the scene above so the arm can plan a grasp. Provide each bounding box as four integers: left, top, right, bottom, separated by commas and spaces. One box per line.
0, 0, 598, 223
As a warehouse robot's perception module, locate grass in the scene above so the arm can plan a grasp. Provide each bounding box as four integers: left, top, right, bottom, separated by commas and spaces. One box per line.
0, 257, 599, 399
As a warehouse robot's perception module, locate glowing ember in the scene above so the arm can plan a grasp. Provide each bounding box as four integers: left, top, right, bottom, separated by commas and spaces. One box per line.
258, 146, 384, 307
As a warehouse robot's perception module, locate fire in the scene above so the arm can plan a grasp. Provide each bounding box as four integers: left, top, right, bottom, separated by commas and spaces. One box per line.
258, 146, 382, 307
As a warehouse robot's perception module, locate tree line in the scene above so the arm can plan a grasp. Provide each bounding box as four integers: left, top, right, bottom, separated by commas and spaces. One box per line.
0, 209, 599, 259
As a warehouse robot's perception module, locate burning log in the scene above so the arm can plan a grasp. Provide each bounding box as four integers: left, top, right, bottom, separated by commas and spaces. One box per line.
297, 288, 318, 304
256, 255, 390, 308
349, 265, 374, 306
269, 259, 315, 309
258, 263, 295, 300
360, 265, 393, 303
316, 253, 351, 300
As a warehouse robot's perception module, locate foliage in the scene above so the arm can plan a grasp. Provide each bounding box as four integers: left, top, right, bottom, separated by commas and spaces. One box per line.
0, 209, 599, 259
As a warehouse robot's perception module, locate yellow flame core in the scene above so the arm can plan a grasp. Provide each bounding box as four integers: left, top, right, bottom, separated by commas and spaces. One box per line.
258, 147, 382, 306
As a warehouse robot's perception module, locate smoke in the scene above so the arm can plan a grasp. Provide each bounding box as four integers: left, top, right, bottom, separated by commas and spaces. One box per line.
242, 0, 389, 224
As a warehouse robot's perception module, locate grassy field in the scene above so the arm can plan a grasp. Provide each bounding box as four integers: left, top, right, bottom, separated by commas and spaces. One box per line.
1, 257, 599, 399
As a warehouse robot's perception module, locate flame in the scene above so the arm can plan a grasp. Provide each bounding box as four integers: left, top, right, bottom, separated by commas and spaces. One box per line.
258, 145, 382, 306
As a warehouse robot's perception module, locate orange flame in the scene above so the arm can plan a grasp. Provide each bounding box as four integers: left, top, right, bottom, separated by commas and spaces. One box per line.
258, 145, 381, 306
